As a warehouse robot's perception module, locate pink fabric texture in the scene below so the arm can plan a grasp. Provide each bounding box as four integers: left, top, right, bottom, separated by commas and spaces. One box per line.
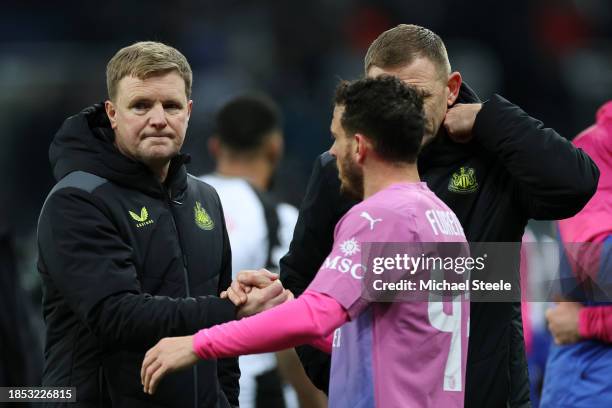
192, 290, 346, 359
520, 231, 535, 355
579, 306, 612, 343
558, 101, 612, 244
558, 101, 612, 344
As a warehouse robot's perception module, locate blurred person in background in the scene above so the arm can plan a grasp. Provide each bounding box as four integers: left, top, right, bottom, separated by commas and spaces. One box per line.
200, 94, 327, 408
541, 100, 612, 407
277, 24, 599, 408
37, 41, 288, 407
0, 213, 43, 403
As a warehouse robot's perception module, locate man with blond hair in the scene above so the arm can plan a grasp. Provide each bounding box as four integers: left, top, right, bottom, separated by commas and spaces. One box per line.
37, 41, 288, 407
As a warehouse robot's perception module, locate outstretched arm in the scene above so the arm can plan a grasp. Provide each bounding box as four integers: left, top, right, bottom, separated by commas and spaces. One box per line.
141, 290, 347, 394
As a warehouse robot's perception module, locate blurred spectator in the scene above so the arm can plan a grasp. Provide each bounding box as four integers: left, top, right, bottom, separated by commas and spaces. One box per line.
541, 100, 612, 407
201, 94, 327, 408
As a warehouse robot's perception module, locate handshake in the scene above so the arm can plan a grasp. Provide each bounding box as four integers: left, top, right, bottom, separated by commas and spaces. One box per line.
221, 268, 294, 318
140, 268, 293, 395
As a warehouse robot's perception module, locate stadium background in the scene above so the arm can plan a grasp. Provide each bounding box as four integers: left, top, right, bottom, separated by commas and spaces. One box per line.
0, 1, 610, 406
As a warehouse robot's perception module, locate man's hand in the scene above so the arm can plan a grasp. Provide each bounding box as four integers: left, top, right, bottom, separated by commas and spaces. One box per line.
220, 268, 291, 318
546, 301, 583, 345
141, 335, 198, 395
237, 281, 293, 318
443, 103, 482, 143
221, 268, 279, 305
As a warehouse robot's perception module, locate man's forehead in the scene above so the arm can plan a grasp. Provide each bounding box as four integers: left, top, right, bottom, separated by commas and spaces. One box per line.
367, 59, 442, 86
116, 72, 187, 101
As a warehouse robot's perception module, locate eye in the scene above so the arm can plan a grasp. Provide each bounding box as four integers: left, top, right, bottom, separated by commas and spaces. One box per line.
164, 103, 181, 112
132, 101, 150, 112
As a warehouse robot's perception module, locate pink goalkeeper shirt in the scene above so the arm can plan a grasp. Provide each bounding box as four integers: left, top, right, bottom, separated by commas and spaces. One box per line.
194, 182, 469, 408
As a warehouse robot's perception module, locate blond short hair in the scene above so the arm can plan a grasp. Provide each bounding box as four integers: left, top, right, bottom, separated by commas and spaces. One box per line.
106, 41, 193, 100
364, 24, 451, 79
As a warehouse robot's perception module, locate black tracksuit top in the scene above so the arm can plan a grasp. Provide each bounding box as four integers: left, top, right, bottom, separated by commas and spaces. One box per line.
37, 104, 239, 408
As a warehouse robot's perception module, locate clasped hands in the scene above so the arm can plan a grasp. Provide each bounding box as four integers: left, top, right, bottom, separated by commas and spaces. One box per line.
223, 268, 294, 318
141, 268, 291, 395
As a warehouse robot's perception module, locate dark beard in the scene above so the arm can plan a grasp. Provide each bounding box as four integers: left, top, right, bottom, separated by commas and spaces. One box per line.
339, 154, 364, 200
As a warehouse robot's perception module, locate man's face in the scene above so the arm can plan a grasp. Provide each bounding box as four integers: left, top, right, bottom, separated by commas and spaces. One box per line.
105, 71, 192, 168
368, 58, 450, 145
329, 105, 364, 200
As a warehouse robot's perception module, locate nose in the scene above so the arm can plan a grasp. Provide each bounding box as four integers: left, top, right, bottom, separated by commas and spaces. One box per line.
148, 103, 167, 129
329, 141, 338, 158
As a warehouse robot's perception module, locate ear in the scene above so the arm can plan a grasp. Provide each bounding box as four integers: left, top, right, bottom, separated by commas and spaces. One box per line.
354, 133, 369, 164
446, 71, 462, 107
208, 136, 220, 159
105, 100, 118, 129
265, 131, 284, 165
186, 99, 193, 121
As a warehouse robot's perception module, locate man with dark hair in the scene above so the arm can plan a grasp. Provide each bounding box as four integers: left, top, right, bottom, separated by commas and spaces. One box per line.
200, 94, 327, 408
206, 94, 283, 191
335, 77, 424, 163
214, 95, 282, 159
37, 41, 288, 408
142, 75, 470, 408
277, 24, 599, 408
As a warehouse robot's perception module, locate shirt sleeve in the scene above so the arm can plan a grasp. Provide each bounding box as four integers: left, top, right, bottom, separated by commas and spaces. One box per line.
579, 306, 612, 343
307, 206, 414, 319
193, 290, 348, 359
473, 94, 599, 220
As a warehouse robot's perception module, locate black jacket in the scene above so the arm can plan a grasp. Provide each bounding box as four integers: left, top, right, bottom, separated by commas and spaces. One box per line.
280, 84, 599, 408
37, 105, 239, 408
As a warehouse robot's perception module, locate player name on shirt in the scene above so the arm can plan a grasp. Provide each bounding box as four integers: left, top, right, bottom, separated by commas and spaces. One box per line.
425, 209, 464, 236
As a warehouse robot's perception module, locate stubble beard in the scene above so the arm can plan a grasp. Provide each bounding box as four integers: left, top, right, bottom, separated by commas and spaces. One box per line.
338, 153, 364, 200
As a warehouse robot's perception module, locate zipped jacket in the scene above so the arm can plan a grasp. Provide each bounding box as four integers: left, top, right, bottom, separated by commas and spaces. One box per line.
37, 104, 239, 408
